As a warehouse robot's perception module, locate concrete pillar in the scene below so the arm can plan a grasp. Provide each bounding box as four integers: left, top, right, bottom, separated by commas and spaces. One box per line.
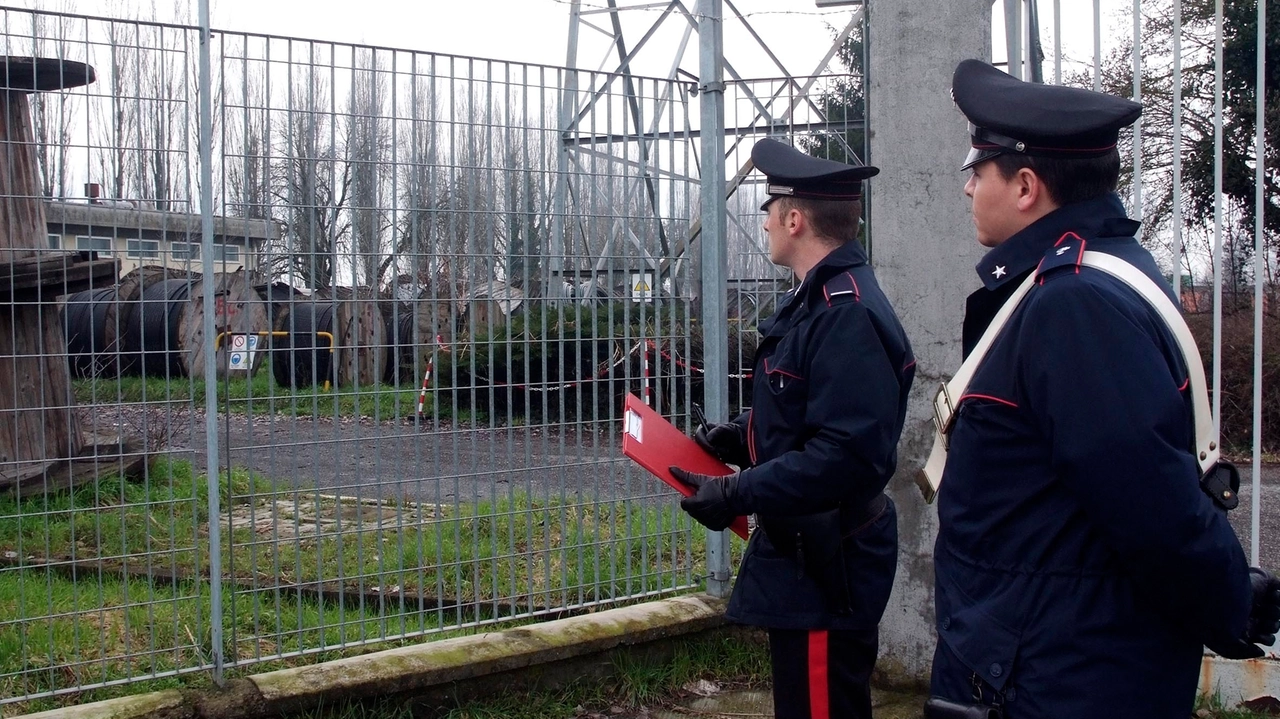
866, 0, 992, 686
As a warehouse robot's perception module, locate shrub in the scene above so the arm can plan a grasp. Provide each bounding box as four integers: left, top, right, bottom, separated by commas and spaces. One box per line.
1186, 310, 1280, 454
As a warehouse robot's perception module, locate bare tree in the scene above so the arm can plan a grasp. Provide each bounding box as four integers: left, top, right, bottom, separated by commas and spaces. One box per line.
345, 49, 392, 289
270, 65, 350, 290
27, 4, 81, 199
224, 61, 272, 221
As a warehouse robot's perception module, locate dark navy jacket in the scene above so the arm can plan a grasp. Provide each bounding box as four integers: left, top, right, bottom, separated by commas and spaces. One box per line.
724, 239, 915, 631
931, 194, 1252, 717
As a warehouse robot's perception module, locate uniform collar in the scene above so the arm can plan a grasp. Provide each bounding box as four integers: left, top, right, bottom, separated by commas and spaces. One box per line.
975, 193, 1140, 290
803, 238, 869, 287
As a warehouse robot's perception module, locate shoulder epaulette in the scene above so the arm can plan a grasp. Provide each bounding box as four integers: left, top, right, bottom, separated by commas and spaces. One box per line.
821, 271, 861, 307
1034, 231, 1087, 284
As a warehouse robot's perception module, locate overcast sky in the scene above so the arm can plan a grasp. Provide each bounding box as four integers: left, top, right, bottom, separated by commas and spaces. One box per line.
13, 0, 1139, 82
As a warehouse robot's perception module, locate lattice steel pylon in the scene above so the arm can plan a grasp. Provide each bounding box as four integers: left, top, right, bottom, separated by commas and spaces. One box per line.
548, 0, 868, 298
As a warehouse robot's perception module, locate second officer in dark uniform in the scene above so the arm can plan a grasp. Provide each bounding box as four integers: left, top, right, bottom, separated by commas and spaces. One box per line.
929, 60, 1280, 718
670, 139, 915, 719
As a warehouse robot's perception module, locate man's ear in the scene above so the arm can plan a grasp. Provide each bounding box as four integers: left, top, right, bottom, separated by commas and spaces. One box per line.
784, 206, 806, 236
1014, 167, 1045, 212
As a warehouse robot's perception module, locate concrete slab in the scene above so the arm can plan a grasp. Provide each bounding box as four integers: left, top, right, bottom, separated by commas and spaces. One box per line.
645, 687, 926, 719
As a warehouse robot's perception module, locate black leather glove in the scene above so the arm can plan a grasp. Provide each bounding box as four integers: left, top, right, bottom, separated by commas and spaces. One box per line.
1208, 567, 1280, 659
1246, 568, 1280, 646
670, 466, 741, 532
694, 422, 750, 467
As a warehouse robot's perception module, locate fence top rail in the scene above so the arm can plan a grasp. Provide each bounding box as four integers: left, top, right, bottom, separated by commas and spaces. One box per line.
0, 3, 735, 86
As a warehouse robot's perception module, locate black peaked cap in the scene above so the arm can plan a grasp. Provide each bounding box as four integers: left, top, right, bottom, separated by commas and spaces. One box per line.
751, 138, 878, 210
951, 59, 1142, 170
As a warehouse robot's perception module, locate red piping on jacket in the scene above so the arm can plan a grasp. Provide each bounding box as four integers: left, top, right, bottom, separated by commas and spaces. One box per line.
958, 393, 1019, 409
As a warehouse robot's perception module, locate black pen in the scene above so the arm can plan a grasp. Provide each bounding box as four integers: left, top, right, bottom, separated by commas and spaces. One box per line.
691, 402, 708, 434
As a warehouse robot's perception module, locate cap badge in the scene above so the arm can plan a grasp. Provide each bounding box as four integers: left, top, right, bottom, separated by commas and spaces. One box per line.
1015, 141, 1026, 152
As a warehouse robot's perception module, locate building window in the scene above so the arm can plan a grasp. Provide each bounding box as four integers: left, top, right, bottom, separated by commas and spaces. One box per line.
48, 234, 61, 249
171, 242, 199, 261
211, 243, 241, 263
126, 239, 161, 259
75, 236, 113, 256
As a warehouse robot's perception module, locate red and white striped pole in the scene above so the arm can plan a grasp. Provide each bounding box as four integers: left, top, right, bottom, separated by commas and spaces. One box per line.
641, 340, 652, 405
417, 334, 444, 418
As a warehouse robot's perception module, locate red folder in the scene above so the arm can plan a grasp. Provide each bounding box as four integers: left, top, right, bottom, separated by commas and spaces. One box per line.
621, 393, 749, 540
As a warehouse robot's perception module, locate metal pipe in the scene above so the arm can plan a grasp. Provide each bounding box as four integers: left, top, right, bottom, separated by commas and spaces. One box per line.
1094, 0, 1102, 90
1212, 0, 1224, 433
1171, 0, 1183, 298
1251, 0, 1266, 566
196, 0, 223, 686
1005, 0, 1023, 79
698, 0, 731, 599
1053, 0, 1062, 84
550, 0, 582, 301
1131, 0, 1142, 220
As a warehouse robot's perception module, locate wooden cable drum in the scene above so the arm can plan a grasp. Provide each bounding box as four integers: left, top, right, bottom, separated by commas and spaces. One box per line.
61, 287, 119, 378
116, 269, 268, 379
321, 288, 387, 387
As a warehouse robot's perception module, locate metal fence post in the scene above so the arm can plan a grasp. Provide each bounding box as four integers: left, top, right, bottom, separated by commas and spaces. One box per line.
1251, 0, 1266, 566
197, 0, 224, 685
697, 0, 731, 599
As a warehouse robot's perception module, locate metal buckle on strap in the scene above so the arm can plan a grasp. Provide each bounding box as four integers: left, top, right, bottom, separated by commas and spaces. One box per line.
932, 382, 956, 449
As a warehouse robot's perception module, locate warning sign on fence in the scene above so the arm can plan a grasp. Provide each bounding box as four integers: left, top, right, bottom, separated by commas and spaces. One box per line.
631, 272, 654, 303
227, 334, 259, 371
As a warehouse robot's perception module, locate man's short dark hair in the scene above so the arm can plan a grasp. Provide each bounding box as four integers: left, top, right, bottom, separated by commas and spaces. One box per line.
992, 148, 1121, 206
774, 196, 863, 245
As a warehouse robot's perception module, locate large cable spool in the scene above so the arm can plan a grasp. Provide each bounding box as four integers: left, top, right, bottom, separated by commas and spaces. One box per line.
114, 268, 270, 379
61, 287, 118, 378
273, 301, 337, 388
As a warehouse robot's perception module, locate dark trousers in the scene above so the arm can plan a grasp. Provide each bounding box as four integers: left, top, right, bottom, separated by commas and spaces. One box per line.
768, 626, 878, 719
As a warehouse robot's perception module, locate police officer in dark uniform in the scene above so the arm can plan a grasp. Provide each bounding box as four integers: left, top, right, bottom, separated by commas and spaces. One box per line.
928, 59, 1280, 718
669, 139, 915, 719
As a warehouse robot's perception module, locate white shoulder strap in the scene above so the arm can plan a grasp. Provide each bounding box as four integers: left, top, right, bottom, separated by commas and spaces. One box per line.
917, 251, 1218, 503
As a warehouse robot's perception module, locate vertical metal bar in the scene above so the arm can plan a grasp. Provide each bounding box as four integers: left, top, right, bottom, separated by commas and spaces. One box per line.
197, 0, 223, 685
1131, 0, 1142, 220
1251, 0, 1265, 566
1171, 0, 1183, 296
1093, 0, 1102, 90
1004, 0, 1022, 79
1212, 0, 1224, 430
1053, 0, 1062, 84
550, 1, 581, 301
697, 0, 730, 599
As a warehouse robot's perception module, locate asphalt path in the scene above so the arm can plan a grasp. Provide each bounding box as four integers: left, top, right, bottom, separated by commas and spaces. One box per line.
1227, 462, 1280, 569
178, 411, 649, 507
153, 409, 1280, 568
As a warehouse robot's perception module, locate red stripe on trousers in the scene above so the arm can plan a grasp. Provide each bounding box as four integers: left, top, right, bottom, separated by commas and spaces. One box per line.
808, 630, 830, 719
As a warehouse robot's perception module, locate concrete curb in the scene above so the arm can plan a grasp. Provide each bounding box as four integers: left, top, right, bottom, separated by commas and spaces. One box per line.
12, 593, 729, 719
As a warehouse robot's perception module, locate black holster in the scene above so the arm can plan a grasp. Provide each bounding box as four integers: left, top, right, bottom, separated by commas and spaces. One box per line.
759, 507, 852, 614
923, 698, 1003, 719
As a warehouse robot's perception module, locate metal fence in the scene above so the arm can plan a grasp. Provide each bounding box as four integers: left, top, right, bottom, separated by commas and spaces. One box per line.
0, 4, 865, 705
2, 0, 1269, 708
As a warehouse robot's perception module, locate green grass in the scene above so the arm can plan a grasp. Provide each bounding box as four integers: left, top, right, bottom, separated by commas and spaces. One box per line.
72, 360, 425, 420
0, 458, 703, 710
1196, 693, 1280, 719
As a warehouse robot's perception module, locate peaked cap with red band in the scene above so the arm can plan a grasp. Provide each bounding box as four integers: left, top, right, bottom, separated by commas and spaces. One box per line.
751, 138, 878, 211
952, 59, 1142, 171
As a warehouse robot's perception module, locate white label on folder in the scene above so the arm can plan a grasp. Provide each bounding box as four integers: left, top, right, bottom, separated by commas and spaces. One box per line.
624, 409, 643, 442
